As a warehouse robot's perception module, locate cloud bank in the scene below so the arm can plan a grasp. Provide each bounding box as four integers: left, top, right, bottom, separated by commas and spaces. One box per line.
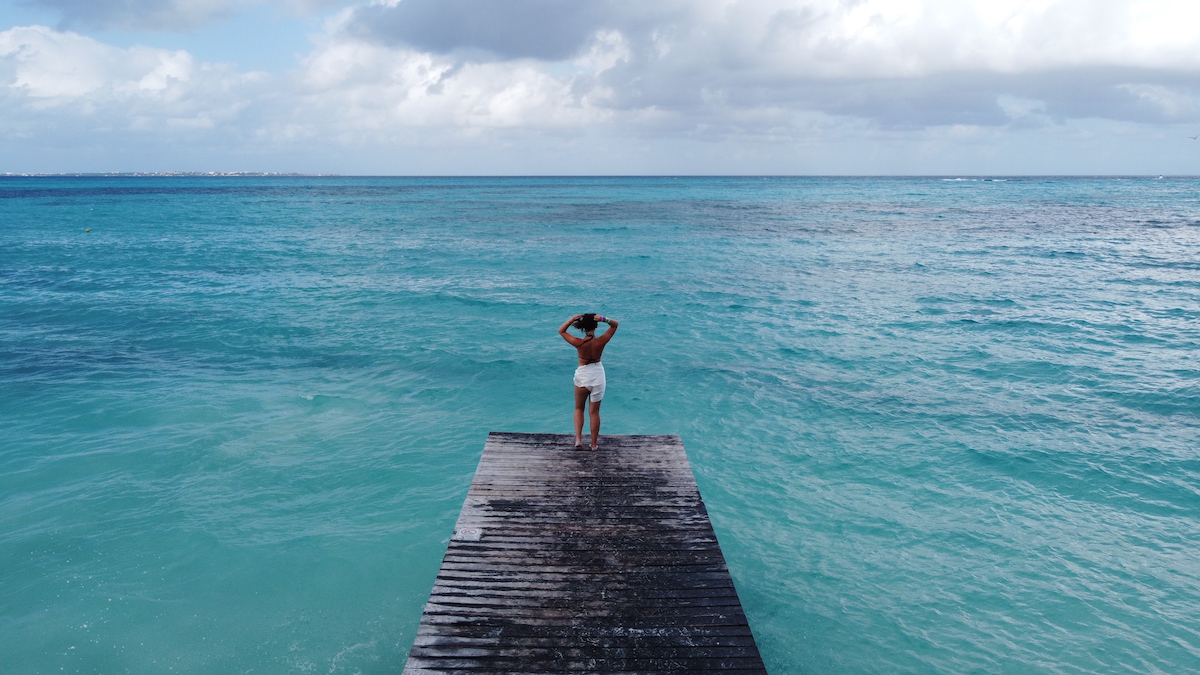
0, 25, 263, 129
3, 0, 1200, 172
295, 0, 1200, 138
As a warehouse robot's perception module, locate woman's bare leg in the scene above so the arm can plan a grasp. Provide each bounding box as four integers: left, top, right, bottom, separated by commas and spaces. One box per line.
574, 387, 590, 447
589, 399, 602, 450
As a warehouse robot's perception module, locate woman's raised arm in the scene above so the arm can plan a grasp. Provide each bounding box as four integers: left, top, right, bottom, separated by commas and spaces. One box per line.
558, 315, 583, 344
595, 315, 618, 343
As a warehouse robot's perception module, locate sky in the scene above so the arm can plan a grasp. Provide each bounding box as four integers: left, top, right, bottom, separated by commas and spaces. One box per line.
2, 0, 1200, 174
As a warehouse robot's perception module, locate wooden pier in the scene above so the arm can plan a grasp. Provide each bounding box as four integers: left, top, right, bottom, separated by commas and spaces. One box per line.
404, 432, 767, 673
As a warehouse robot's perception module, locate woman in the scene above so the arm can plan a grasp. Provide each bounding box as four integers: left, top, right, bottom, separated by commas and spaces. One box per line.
558, 312, 619, 450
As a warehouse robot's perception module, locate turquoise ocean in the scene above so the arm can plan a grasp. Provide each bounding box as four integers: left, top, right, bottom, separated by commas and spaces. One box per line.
2, 176, 1198, 674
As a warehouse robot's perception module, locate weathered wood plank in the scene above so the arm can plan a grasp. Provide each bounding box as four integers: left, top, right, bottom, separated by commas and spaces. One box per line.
433, 569, 741, 583
405, 653, 768, 667
427, 585, 741, 598
412, 619, 758, 634
427, 583, 742, 597
403, 433, 766, 673
411, 634, 762, 649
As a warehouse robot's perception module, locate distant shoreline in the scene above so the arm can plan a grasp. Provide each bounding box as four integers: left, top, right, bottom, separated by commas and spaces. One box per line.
3, 173, 1197, 179
0, 172, 340, 177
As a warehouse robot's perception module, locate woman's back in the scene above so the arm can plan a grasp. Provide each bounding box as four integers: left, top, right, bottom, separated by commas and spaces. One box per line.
576, 335, 608, 365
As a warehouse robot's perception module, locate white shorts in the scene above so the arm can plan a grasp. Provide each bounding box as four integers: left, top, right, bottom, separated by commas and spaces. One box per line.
573, 362, 606, 402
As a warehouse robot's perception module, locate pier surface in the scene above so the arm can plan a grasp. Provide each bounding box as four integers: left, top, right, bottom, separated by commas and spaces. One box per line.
404, 432, 767, 673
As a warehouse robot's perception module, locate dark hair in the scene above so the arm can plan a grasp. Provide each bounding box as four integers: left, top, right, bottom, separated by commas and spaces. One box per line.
573, 313, 598, 333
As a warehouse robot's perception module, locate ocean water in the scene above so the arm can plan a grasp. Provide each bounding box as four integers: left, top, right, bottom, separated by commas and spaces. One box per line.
2, 175, 1198, 674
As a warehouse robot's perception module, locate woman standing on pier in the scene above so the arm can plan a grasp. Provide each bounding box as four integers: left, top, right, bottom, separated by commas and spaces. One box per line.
558, 313, 619, 450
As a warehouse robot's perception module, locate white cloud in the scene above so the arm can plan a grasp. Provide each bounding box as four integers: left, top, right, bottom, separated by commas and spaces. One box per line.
0, 25, 264, 128
343, 0, 1200, 76
4, 1, 1200, 172
321, 0, 1200, 135
1118, 84, 1200, 119
998, 95, 1047, 120
0, 26, 198, 100
283, 29, 623, 142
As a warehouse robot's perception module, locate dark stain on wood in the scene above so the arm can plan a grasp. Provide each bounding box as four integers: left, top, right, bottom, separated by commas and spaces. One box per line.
404, 432, 767, 673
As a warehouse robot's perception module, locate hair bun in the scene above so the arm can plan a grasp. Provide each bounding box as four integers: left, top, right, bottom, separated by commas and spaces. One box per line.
573, 313, 599, 332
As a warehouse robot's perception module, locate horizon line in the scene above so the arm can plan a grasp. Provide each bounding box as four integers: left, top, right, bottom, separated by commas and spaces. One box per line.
1, 172, 1195, 179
